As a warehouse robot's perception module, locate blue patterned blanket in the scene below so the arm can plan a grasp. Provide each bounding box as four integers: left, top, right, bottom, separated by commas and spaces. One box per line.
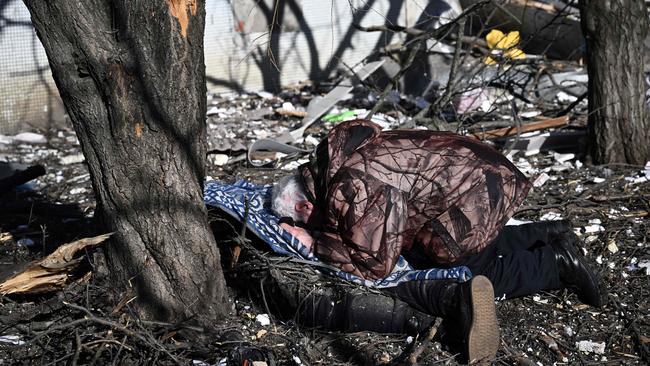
204, 180, 471, 288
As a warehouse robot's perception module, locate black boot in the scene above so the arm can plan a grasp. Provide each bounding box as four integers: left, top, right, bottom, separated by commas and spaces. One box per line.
549, 232, 606, 307
393, 276, 499, 364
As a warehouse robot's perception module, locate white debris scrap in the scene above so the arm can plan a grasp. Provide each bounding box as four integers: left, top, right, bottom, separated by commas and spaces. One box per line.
281, 102, 295, 111
540, 212, 563, 221
533, 295, 548, 304
12, 132, 47, 144
0, 335, 25, 346
304, 135, 320, 146
255, 313, 270, 326
256, 91, 274, 99
282, 159, 310, 171
551, 163, 571, 172
210, 154, 229, 166
553, 152, 574, 163
506, 218, 533, 226
584, 219, 605, 233
520, 110, 541, 118
624, 162, 650, 184
533, 173, 550, 188
606, 240, 619, 254
592, 177, 606, 183
292, 355, 302, 364
638, 261, 650, 275
192, 360, 213, 366
60, 154, 85, 165
576, 340, 606, 354
253, 129, 269, 139
557, 91, 578, 103
564, 326, 574, 337
512, 157, 537, 175
69, 187, 87, 195
576, 341, 605, 355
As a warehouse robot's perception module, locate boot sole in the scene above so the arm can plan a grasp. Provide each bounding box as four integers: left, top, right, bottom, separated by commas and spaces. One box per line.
467, 275, 499, 364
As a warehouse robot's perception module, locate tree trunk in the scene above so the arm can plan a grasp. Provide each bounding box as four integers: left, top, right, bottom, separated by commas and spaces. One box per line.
23, 0, 229, 322
580, 0, 650, 165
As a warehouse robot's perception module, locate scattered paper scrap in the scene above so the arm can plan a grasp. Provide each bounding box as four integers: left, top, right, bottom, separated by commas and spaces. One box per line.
584, 219, 605, 234
553, 152, 574, 163
576, 340, 605, 354
506, 218, 533, 226
0, 335, 25, 346
533, 173, 550, 187
12, 132, 47, 144
256, 313, 270, 326
59, 154, 85, 165
540, 212, 563, 221
606, 240, 619, 254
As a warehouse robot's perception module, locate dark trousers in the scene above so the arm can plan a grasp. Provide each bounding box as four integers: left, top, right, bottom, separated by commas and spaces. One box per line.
449, 221, 566, 299
290, 221, 570, 334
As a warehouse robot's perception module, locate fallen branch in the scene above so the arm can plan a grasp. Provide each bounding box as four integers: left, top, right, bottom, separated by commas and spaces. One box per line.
472, 115, 569, 140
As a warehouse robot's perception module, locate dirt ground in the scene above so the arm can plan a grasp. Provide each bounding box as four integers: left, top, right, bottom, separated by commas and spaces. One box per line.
0, 88, 648, 365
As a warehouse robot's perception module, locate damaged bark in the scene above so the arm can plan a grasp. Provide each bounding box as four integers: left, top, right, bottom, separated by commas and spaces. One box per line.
580, 0, 650, 165
23, 0, 229, 322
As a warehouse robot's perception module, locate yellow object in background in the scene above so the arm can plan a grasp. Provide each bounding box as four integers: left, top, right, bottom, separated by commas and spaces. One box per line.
485, 29, 526, 64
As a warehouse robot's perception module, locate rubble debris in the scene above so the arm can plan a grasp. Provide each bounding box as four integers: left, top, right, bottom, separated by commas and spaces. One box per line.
1, 132, 47, 144
0, 233, 111, 295
255, 314, 270, 326
248, 60, 385, 166
0, 335, 25, 346
607, 240, 619, 254
576, 340, 606, 355
532, 172, 550, 187
584, 219, 605, 234
59, 153, 85, 165
539, 212, 563, 221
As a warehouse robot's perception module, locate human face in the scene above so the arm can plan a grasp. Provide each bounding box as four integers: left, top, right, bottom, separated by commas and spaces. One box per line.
294, 199, 313, 223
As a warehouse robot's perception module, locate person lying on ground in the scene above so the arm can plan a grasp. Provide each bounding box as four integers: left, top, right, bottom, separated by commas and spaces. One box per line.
271, 119, 605, 363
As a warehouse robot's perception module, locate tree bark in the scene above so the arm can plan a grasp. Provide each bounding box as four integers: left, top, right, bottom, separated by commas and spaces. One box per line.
23, 0, 229, 322
580, 0, 650, 165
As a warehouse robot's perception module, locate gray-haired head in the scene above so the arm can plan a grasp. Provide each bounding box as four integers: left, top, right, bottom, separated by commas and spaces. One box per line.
271, 174, 308, 221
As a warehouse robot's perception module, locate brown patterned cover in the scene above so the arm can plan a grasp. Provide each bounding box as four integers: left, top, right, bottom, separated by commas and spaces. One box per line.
298, 119, 531, 280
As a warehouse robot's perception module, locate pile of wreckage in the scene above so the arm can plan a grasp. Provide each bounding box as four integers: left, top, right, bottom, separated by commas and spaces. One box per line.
206, 0, 605, 172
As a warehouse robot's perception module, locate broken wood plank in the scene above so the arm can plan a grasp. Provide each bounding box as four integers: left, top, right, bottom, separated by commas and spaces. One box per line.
472, 115, 569, 140
0, 233, 112, 295
276, 108, 307, 118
